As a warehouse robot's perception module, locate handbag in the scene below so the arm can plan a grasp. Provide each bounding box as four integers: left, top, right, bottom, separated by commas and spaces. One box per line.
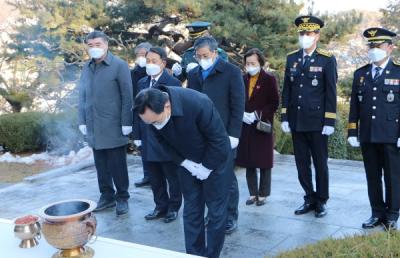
254, 111, 272, 133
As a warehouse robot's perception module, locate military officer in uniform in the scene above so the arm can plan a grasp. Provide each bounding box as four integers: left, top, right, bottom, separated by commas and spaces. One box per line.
281, 15, 338, 218
348, 27, 400, 231
171, 21, 228, 81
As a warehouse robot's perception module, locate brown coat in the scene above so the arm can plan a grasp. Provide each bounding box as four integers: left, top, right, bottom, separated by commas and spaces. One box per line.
236, 69, 279, 169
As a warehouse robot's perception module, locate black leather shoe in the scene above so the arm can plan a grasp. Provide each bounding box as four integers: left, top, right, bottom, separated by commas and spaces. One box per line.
163, 211, 178, 223
256, 198, 266, 206
246, 197, 257, 205
134, 177, 150, 187
384, 220, 397, 231
145, 209, 166, 220
116, 200, 129, 216
94, 198, 116, 212
294, 203, 315, 215
362, 217, 384, 229
315, 203, 327, 218
225, 220, 238, 234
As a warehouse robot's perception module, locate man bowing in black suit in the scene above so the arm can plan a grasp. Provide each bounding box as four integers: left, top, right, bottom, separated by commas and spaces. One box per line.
134, 86, 232, 258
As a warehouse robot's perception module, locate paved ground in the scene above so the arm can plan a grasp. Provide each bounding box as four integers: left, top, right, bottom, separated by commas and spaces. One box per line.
0, 154, 383, 257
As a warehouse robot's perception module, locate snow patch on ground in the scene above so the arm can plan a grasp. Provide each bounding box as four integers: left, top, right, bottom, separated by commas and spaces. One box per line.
0, 147, 93, 166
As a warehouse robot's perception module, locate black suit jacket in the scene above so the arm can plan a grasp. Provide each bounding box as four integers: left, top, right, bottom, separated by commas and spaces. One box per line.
133, 70, 181, 161
152, 86, 231, 170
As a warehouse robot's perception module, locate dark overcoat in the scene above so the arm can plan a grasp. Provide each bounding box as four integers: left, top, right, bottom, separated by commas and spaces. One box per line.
187, 58, 245, 139
236, 69, 279, 169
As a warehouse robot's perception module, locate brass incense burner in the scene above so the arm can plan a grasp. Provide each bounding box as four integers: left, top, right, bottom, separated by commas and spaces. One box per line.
39, 199, 97, 258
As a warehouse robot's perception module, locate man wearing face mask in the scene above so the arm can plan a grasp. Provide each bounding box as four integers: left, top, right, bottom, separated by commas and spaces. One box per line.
171, 21, 229, 82
348, 28, 400, 231
281, 16, 338, 218
78, 31, 133, 216
187, 36, 245, 234
130, 42, 152, 188
132, 47, 182, 223
134, 86, 232, 258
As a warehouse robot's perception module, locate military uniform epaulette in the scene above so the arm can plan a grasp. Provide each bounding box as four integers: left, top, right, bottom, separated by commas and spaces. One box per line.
316, 48, 332, 57
393, 60, 400, 66
355, 63, 370, 72
287, 49, 300, 56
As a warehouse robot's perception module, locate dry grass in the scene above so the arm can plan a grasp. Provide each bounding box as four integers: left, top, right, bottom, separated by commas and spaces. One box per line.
0, 161, 55, 183
273, 231, 400, 258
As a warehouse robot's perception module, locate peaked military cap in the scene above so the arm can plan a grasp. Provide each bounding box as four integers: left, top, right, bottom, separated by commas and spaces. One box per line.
295, 15, 324, 32
363, 27, 397, 46
186, 21, 211, 38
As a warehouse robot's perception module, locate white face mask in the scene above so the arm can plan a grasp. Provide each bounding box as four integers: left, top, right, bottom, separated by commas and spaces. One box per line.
88, 47, 105, 59
146, 63, 161, 76
199, 58, 214, 70
298, 35, 315, 50
152, 113, 171, 130
135, 57, 147, 67
368, 48, 387, 63
246, 66, 261, 76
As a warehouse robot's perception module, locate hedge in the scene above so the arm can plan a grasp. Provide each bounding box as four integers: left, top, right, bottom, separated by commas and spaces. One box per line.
0, 111, 82, 153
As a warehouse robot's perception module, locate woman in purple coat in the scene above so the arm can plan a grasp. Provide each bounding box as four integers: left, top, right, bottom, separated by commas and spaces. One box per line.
236, 48, 280, 206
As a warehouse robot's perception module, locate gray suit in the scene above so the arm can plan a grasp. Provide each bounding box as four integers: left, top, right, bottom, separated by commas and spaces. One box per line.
78, 52, 133, 150
78, 51, 133, 201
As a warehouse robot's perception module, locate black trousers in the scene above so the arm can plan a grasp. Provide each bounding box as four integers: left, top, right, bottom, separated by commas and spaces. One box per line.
147, 161, 182, 212
227, 163, 239, 223
178, 153, 233, 258
141, 156, 150, 180
246, 168, 271, 197
93, 145, 130, 201
292, 131, 329, 204
361, 143, 400, 221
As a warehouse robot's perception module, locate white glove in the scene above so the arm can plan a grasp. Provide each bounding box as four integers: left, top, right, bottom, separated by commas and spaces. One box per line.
347, 137, 360, 147
243, 112, 257, 124
122, 126, 132, 136
281, 121, 291, 133
229, 136, 239, 149
79, 125, 87, 135
195, 164, 212, 180
243, 113, 252, 125
181, 159, 200, 174
248, 112, 256, 122
322, 126, 335, 136
398, 138, 400, 148
172, 63, 182, 76
133, 140, 142, 147
186, 62, 199, 73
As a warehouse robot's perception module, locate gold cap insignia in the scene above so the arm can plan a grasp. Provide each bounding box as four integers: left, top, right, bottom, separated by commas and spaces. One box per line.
367, 30, 377, 37
302, 17, 310, 23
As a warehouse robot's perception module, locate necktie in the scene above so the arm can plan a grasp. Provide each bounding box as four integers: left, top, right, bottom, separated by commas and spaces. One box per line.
373, 67, 382, 80
303, 55, 310, 68
151, 79, 157, 87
